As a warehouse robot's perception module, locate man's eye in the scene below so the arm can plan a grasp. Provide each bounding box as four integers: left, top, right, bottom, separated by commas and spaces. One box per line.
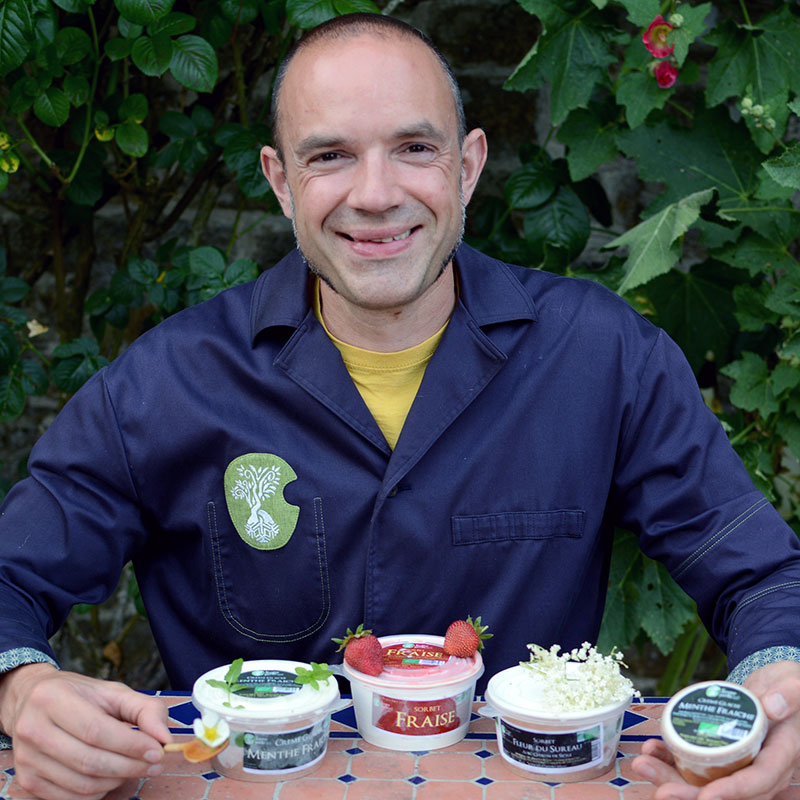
313, 152, 340, 162
405, 144, 431, 153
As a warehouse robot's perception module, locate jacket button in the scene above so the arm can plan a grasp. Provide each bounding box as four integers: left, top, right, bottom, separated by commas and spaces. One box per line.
388, 486, 399, 497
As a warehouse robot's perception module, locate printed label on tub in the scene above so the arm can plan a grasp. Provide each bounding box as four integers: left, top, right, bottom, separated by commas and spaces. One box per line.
671, 685, 758, 746
233, 669, 302, 699
381, 642, 450, 669
241, 717, 330, 773
498, 719, 604, 772
372, 690, 470, 735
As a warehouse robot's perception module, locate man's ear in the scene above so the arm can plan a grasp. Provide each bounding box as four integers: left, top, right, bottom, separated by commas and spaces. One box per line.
460, 128, 488, 206
261, 146, 293, 219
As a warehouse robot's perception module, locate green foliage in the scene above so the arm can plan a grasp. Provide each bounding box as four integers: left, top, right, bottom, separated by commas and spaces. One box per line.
481, 0, 800, 667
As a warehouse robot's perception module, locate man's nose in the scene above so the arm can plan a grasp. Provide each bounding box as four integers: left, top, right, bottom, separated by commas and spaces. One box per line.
346, 153, 404, 213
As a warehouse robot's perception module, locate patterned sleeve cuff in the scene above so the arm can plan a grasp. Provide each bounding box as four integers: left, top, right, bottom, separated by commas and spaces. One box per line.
727, 646, 800, 684
0, 648, 60, 750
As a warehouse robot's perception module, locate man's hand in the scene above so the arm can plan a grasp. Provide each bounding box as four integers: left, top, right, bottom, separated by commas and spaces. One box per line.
0, 662, 172, 800
631, 660, 800, 800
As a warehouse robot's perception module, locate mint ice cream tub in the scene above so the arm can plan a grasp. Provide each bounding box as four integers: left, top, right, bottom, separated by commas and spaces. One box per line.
192, 659, 348, 782
341, 634, 484, 750
661, 680, 767, 786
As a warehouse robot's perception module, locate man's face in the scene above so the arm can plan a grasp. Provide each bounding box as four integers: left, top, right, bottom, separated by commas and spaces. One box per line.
261, 34, 486, 314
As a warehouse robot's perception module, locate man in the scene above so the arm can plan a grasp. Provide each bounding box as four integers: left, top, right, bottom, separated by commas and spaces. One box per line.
0, 12, 799, 800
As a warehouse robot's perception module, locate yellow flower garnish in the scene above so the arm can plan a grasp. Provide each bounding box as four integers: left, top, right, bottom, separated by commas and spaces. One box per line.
192, 711, 230, 748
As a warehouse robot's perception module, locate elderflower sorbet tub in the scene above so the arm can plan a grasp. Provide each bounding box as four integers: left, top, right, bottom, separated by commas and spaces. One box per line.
661, 681, 767, 786
192, 659, 348, 782
341, 634, 484, 750
480, 644, 635, 782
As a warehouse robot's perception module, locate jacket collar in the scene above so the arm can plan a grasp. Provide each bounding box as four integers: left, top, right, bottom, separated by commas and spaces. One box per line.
248, 243, 538, 343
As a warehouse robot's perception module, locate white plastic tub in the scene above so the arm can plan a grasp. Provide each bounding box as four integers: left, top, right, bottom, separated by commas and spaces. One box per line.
192, 659, 349, 782
481, 664, 631, 781
661, 680, 767, 785
341, 634, 484, 750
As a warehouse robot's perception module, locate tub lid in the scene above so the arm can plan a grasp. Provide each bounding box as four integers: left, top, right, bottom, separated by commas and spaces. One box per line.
661, 680, 767, 756
485, 664, 632, 723
192, 659, 340, 721
342, 634, 483, 688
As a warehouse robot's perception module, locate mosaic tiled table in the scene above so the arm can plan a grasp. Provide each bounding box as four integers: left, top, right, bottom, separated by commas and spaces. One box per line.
2, 693, 800, 800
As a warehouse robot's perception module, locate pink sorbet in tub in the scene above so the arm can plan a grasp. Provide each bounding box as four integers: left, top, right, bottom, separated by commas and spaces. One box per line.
342, 634, 484, 750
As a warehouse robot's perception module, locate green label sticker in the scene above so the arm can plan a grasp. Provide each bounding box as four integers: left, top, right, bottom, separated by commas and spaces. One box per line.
224, 453, 299, 550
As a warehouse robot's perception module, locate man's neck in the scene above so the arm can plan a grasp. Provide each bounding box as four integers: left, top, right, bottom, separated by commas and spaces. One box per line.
318, 265, 456, 352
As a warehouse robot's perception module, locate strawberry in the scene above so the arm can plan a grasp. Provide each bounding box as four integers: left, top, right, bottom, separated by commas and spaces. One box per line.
332, 623, 384, 676
443, 615, 492, 658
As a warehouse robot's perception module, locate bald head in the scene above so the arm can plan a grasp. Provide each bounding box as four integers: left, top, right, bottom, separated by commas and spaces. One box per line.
270, 13, 467, 161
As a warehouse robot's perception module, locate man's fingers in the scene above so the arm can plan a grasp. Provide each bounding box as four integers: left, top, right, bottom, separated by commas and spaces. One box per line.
745, 661, 800, 722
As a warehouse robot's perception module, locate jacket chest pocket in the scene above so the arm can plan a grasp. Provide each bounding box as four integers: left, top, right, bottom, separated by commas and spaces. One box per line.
451, 510, 585, 545
207, 498, 330, 642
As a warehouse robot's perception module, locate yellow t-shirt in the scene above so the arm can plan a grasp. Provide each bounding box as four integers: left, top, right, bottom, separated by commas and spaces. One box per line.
314, 282, 446, 449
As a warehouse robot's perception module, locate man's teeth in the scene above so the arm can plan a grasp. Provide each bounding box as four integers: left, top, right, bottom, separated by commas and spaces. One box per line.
365, 230, 412, 243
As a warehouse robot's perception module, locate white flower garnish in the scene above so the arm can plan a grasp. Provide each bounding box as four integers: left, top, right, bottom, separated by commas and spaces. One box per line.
192, 711, 230, 748
521, 642, 640, 711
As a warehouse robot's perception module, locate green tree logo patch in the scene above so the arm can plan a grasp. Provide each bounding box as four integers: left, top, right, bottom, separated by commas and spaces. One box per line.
224, 454, 299, 550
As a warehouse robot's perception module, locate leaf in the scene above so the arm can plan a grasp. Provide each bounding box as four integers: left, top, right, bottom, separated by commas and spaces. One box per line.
0, 375, 25, 422
0, 276, 28, 303
639, 559, 696, 654
763, 142, 800, 192
334, 0, 380, 11
224, 657, 244, 685
645, 262, 739, 371
52, 0, 90, 11
65, 143, 103, 206
115, 0, 175, 26
104, 37, 132, 60
522, 185, 590, 262
55, 26, 91, 65
557, 108, 618, 180
715, 231, 798, 278
721, 351, 780, 417
115, 122, 149, 157
147, 11, 195, 36
0, 0, 33, 76
0, 173, 7, 194
603, 188, 713, 294
218, 0, 260, 25
617, 0, 659, 27
506, 6, 620, 125
0, 325, 18, 370
504, 159, 557, 209
668, 2, 712, 67
127, 255, 158, 284
777, 414, 800, 462
159, 110, 195, 139
189, 246, 225, 277
118, 17, 144, 38
51, 352, 110, 393
131, 32, 173, 76
285, 0, 336, 28
33, 87, 70, 127
732, 283, 779, 332
770, 363, 800, 398
53, 337, 100, 358
225, 258, 258, 286
119, 93, 148, 123
20, 358, 48, 395
616, 110, 777, 234
64, 75, 90, 107
169, 34, 218, 93
704, 9, 800, 108
616, 69, 671, 129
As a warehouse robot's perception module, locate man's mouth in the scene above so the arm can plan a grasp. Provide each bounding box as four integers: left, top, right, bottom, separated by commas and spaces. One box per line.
340, 227, 417, 243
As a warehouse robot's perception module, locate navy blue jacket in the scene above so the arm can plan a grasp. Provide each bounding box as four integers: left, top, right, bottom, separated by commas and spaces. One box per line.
1, 245, 799, 690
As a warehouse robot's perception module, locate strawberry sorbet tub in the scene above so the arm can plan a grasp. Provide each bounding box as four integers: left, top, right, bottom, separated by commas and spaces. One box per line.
341, 634, 484, 750
191, 659, 349, 782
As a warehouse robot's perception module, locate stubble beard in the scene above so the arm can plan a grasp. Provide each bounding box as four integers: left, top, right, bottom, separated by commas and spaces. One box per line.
288, 190, 467, 300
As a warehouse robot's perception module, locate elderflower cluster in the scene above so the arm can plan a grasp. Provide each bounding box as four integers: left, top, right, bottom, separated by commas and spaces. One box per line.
520, 642, 639, 712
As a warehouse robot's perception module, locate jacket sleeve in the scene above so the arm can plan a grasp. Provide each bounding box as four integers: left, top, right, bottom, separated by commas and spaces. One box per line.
611, 329, 800, 670
0, 368, 146, 658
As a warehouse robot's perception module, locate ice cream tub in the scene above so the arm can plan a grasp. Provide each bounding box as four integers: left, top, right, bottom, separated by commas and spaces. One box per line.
480, 645, 635, 782
191, 659, 350, 782
661, 680, 767, 786
341, 634, 484, 750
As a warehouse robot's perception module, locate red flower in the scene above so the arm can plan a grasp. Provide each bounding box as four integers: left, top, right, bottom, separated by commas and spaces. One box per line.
643, 15, 674, 58
654, 60, 679, 89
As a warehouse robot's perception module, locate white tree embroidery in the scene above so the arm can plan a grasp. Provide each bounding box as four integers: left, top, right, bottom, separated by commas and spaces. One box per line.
230, 463, 282, 543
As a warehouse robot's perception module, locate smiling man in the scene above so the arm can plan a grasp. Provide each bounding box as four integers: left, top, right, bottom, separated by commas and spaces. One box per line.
1, 13, 800, 800
261, 18, 487, 351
